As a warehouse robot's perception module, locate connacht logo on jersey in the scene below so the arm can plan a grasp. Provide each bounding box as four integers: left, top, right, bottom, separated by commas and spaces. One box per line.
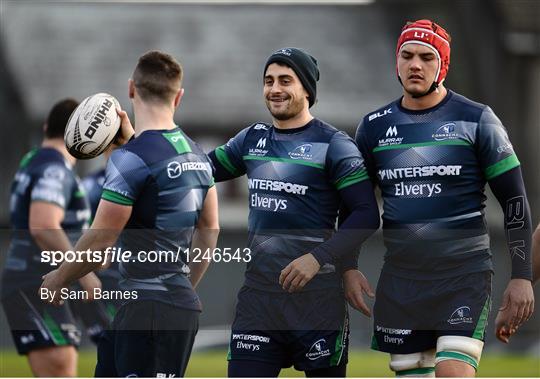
378, 126, 403, 147
432, 122, 459, 141
447, 306, 473, 324
289, 144, 313, 160
306, 339, 331, 360
249, 138, 269, 156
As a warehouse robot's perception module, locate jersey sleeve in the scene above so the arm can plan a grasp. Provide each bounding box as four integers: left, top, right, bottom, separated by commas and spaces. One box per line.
477, 106, 520, 180
30, 164, 74, 209
326, 131, 369, 190
211, 127, 249, 179
101, 149, 150, 206
355, 119, 377, 182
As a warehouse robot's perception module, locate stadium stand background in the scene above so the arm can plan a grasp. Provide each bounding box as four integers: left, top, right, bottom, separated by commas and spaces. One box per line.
0, 0, 538, 357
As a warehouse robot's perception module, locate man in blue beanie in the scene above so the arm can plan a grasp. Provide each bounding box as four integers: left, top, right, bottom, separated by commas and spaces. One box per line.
209, 47, 380, 377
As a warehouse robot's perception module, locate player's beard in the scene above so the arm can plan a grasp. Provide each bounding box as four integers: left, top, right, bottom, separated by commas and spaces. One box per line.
265, 95, 304, 121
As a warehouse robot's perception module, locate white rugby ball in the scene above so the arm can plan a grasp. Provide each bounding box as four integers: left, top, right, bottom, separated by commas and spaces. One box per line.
65, 93, 121, 159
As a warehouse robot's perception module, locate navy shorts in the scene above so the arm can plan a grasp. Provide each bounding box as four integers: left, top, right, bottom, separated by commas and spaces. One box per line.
94, 300, 199, 377
228, 286, 349, 371
372, 270, 492, 354
1, 287, 81, 355
70, 278, 121, 344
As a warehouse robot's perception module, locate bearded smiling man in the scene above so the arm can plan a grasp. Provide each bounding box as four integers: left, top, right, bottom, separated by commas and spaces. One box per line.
209, 47, 380, 377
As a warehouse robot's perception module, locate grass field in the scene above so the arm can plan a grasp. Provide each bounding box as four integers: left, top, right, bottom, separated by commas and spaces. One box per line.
0, 349, 538, 377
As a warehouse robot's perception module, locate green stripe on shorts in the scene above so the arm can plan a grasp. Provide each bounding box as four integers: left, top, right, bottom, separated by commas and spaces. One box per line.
473, 296, 491, 340
43, 310, 68, 345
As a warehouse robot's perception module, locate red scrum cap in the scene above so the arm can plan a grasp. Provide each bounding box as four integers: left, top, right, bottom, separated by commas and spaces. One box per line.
396, 19, 451, 86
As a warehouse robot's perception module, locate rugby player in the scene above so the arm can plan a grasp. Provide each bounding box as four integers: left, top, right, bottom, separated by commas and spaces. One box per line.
41, 50, 219, 377
355, 20, 534, 377
70, 146, 123, 345
1, 98, 99, 376
209, 47, 380, 377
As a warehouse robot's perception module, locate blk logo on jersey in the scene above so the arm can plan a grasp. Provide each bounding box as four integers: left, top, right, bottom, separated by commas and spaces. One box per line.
368, 108, 392, 121
447, 306, 473, 324
432, 123, 459, 141
306, 338, 331, 360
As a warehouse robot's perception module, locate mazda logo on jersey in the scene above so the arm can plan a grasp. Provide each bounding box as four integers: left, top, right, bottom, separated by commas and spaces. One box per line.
167, 161, 210, 179
167, 161, 182, 179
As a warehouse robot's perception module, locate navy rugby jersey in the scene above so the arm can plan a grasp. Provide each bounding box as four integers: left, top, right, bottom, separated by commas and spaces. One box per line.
356, 90, 520, 279
2, 148, 90, 295
101, 127, 214, 310
212, 118, 369, 291
82, 168, 105, 218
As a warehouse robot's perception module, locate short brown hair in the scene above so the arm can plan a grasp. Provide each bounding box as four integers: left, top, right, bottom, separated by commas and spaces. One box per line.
45, 98, 79, 139
132, 50, 183, 104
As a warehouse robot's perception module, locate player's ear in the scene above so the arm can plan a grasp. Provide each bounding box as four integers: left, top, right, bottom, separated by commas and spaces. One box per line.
128, 79, 135, 99
43, 123, 48, 134
174, 88, 184, 108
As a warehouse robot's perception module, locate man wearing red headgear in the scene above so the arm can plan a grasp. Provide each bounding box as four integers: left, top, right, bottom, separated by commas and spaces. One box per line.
354, 19, 534, 377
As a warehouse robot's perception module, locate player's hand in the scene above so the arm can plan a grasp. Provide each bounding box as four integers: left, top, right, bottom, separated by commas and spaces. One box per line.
78, 272, 102, 301
343, 269, 375, 317
40, 269, 67, 306
279, 253, 320, 293
114, 108, 135, 146
494, 278, 534, 343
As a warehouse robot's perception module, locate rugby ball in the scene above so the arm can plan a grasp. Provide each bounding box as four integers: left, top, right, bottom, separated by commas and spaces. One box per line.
65, 93, 121, 159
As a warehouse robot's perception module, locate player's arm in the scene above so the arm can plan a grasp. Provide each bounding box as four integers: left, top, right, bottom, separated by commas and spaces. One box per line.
489, 167, 534, 343
41, 199, 131, 305
533, 223, 540, 285
208, 127, 249, 182
189, 186, 219, 288
476, 107, 534, 342
279, 180, 379, 293
280, 131, 380, 294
